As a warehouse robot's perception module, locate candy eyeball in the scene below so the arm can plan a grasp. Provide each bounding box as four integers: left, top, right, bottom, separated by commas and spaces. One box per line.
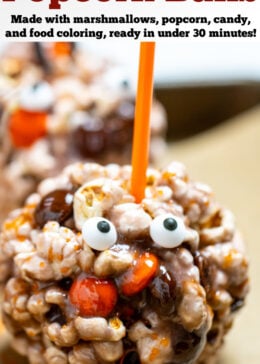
82, 217, 117, 251
19, 81, 54, 112
101, 67, 135, 93
150, 214, 186, 248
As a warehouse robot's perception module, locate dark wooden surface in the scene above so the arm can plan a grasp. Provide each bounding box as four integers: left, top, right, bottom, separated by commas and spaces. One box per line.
156, 82, 260, 140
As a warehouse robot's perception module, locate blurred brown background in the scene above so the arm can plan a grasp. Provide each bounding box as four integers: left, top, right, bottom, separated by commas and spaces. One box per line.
156, 81, 260, 140
158, 82, 260, 363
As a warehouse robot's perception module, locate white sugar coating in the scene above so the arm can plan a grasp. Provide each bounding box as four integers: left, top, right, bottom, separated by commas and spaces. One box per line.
19, 81, 55, 111
108, 203, 152, 238
67, 343, 98, 364
74, 317, 126, 342
45, 321, 79, 347
44, 347, 68, 364
200, 209, 235, 245
94, 248, 133, 277
145, 185, 173, 201
27, 292, 50, 317
178, 280, 211, 331
93, 341, 123, 362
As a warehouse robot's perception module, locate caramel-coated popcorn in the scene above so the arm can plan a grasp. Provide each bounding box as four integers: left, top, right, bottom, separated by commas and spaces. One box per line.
0, 162, 249, 364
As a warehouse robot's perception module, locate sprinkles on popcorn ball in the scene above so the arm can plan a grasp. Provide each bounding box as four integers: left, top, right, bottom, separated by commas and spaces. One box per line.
0, 43, 249, 364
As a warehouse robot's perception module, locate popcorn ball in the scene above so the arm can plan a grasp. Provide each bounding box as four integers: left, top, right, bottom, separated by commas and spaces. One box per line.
0, 161, 249, 364
0, 43, 167, 222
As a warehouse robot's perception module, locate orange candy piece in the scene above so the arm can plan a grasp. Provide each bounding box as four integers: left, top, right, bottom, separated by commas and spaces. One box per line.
53, 42, 72, 57
69, 277, 118, 317
120, 252, 159, 296
9, 109, 48, 148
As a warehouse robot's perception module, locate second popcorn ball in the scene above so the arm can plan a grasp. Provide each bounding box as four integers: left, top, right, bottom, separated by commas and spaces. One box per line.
0, 44, 167, 223
0, 161, 249, 364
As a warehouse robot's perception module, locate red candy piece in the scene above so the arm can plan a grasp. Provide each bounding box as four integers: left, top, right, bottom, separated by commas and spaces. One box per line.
120, 252, 159, 296
9, 109, 47, 148
69, 277, 118, 317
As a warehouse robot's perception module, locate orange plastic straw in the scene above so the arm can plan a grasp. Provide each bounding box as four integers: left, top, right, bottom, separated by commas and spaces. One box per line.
131, 42, 156, 203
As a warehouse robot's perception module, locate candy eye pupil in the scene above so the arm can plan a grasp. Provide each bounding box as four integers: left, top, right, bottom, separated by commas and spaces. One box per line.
32, 83, 40, 91
163, 218, 178, 231
121, 79, 129, 89
97, 220, 111, 233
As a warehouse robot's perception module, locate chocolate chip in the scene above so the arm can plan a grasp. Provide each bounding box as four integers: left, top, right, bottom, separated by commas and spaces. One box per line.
104, 117, 133, 150
175, 341, 190, 355
104, 99, 134, 150
194, 252, 217, 298
207, 328, 220, 345
149, 265, 176, 315
231, 298, 244, 313
143, 319, 152, 329
72, 116, 106, 157
120, 350, 140, 364
45, 304, 66, 326
116, 298, 142, 329
34, 189, 74, 228
58, 277, 73, 291
171, 325, 203, 363
71, 100, 134, 157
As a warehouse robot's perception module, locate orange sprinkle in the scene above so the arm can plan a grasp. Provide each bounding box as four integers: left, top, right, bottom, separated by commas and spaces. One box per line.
0, 317, 5, 334
223, 249, 239, 269
4, 215, 27, 231
48, 246, 54, 262
147, 175, 155, 185
109, 317, 121, 330
149, 347, 160, 361
18, 236, 26, 242
131, 42, 155, 203
61, 267, 70, 274
57, 253, 63, 262
160, 337, 169, 347
4, 213, 33, 242
151, 333, 159, 340
39, 262, 45, 268
25, 203, 37, 209
31, 282, 40, 293
27, 329, 37, 337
